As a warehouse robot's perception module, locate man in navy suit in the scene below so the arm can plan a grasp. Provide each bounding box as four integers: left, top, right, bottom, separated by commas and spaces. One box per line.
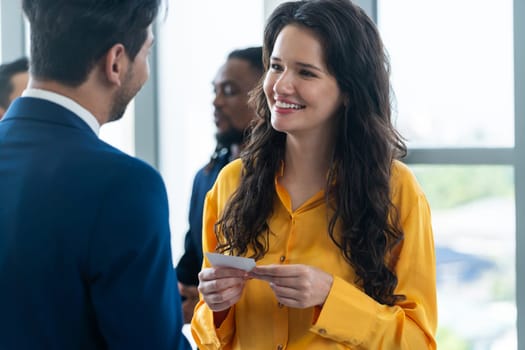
0, 0, 190, 349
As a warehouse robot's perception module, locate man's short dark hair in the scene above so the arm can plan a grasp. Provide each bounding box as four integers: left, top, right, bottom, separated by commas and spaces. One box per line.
227, 47, 263, 74
0, 57, 29, 108
22, 0, 162, 87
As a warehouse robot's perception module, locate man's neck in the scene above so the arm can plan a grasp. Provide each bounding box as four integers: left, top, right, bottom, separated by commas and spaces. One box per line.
29, 78, 109, 125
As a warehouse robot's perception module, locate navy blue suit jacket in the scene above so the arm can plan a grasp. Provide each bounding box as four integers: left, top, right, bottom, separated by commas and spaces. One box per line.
0, 97, 190, 349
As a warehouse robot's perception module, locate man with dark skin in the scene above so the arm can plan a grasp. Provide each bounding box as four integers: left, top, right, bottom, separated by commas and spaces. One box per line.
177, 47, 263, 323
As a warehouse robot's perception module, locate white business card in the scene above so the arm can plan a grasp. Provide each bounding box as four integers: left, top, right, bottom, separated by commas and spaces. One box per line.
205, 252, 256, 271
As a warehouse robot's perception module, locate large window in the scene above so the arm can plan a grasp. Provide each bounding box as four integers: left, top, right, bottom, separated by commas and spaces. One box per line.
379, 0, 519, 348
380, 0, 514, 148
415, 165, 516, 348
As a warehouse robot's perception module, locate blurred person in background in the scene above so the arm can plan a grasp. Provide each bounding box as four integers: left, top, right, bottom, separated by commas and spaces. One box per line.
176, 46, 263, 324
0, 57, 29, 119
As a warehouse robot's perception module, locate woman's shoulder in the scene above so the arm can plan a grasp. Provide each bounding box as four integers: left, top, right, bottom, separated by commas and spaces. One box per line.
207, 158, 244, 208
390, 159, 426, 202
218, 158, 243, 179
391, 159, 411, 176
214, 158, 243, 189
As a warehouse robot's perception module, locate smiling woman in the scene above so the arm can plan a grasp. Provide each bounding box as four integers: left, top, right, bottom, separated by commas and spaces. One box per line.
191, 1, 437, 349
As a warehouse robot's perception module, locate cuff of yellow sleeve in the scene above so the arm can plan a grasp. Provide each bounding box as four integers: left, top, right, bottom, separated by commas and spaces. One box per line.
191, 302, 235, 348
310, 276, 377, 347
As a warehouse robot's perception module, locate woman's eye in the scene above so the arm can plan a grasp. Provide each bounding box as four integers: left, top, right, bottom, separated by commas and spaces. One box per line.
300, 70, 316, 78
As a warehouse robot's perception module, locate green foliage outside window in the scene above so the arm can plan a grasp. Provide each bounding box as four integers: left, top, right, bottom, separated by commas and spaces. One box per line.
410, 165, 514, 209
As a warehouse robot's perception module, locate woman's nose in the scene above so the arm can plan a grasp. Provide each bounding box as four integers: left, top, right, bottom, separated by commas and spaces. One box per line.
273, 71, 294, 95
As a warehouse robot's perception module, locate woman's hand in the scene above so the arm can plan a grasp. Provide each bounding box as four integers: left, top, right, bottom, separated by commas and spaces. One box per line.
249, 264, 333, 308
198, 266, 248, 312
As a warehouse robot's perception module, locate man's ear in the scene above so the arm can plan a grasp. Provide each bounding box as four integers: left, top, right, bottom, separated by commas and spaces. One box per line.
104, 44, 128, 87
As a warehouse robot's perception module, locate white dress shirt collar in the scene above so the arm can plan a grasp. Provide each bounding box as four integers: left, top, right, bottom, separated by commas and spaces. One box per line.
22, 88, 100, 136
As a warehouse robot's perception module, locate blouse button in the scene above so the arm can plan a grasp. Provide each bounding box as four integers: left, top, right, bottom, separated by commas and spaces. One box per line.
278, 302, 284, 308
279, 255, 286, 262
277, 345, 283, 350
318, 328, 327, 335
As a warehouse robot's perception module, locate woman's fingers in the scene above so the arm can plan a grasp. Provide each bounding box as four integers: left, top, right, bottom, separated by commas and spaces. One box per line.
250, 264, 333, 308
198, 266, 248, 311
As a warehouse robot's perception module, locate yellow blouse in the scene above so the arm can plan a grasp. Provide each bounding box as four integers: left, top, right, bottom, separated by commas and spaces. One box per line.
191, 159, 437, 349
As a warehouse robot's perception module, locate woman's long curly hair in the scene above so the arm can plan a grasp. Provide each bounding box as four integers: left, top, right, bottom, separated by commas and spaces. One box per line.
216, 0, 407, 306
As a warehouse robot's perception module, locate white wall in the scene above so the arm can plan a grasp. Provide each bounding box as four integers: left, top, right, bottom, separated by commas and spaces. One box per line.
157, 1, 264, 261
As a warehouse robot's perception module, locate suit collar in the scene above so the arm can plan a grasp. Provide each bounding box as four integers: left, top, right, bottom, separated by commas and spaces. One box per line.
2, 97, 98, 136
22, 88, 100, 135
